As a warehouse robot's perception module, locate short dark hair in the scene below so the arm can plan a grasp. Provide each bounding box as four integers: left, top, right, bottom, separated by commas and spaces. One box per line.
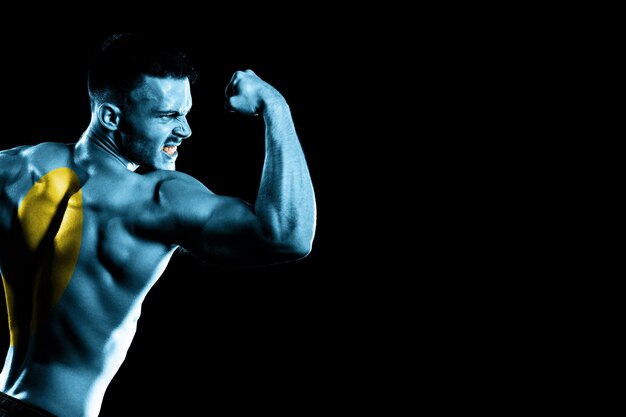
88, 33, 197, 109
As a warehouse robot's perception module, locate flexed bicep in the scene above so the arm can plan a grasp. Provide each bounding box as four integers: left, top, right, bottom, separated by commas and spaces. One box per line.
157, 173, 299, 266
153, 68, 316, 266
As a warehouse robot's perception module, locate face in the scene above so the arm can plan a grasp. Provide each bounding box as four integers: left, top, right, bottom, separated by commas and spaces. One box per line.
119, 76, 193, 171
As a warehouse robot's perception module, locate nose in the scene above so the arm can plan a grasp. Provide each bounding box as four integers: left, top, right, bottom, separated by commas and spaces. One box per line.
173, 116, 192, 139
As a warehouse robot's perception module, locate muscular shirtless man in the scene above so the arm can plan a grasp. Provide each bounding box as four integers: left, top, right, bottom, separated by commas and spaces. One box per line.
0, 33, 316, 417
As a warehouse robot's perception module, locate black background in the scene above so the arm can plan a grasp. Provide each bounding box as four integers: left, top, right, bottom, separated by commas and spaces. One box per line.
0, 10, 561, 415
0, 25, 379, 415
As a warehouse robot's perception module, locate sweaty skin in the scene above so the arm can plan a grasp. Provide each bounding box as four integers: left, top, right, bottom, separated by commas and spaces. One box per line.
0, 71, 315, 417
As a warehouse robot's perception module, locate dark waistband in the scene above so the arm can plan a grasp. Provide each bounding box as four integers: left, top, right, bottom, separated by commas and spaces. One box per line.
0, 392, 57, 417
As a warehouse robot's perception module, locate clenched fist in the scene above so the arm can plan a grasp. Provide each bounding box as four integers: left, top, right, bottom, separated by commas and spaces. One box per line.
225, 70, 285, 116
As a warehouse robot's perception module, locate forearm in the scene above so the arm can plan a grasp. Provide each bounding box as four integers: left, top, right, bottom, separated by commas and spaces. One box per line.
255, 99, 316, 256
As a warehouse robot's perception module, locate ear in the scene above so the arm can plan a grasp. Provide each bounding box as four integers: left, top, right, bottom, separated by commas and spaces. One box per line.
97, 103, 123, 131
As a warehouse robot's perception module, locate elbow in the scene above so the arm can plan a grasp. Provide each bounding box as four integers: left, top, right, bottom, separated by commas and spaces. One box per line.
281, 237, 312, 260
293, 239, 313, 259
272, 233, 313, 261
262, 220, 316, 262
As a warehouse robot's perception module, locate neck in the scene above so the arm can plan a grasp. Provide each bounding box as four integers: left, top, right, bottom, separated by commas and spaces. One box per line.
76, 123, 139, 172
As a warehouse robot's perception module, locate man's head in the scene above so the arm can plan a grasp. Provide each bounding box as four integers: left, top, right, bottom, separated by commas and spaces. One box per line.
88, 33, 197, 111
88, 33, 197, 171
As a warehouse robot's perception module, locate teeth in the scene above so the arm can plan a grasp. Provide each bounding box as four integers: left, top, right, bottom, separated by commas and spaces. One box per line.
163, 146, 177, 156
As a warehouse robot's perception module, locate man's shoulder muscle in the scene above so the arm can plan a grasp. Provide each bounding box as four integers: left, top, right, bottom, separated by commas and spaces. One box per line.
0, 145, 31, 172
143, 170, 223, 224
0, 142, 74, 178
147, 170, 215, 202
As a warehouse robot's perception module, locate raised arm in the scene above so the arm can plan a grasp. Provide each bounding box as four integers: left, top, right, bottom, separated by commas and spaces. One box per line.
160, 70, 316, 265
230, 70, 316, 255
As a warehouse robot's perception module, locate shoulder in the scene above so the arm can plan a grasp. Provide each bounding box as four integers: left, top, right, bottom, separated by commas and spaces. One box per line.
0, 145, 32, 181
28, 142, 74, 163
145, 170, 213, 194
143, 170, 217, 209
1, 142, 74, 173
1, 142, 72, 157
0, 144, 30, 156
1, 143, 79, 193
138, 170, 249, 229
0, 144, 32, 162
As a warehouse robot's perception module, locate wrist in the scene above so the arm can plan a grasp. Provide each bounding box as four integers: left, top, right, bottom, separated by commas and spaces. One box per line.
260, 94, 288, 116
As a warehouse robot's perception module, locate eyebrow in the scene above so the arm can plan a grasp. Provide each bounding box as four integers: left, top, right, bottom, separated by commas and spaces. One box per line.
153, 108, 192, 116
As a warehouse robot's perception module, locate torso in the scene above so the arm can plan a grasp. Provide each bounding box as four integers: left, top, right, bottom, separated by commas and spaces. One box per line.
0, 142, 180, 417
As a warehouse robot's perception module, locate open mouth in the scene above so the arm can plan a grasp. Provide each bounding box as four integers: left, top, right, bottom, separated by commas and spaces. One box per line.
162, 145, 178, 156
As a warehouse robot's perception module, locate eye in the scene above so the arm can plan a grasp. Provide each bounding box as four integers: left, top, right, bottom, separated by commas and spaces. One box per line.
161, 113, 177, 119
